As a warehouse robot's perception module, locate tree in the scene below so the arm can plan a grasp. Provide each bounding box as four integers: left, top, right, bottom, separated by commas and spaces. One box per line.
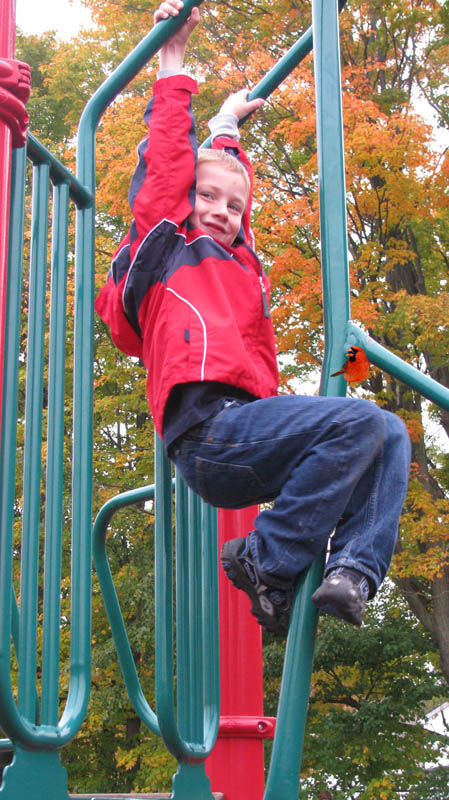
13, 0, 449, 793
264, 586, 449, 798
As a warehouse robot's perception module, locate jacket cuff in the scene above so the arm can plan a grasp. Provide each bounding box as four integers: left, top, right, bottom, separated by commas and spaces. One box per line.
208, 112, 240, 140
153, 74, 198, 94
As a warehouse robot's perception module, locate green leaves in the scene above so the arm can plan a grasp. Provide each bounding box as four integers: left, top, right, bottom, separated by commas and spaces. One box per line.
17, 0, 449, 793
300, 586, 448, 798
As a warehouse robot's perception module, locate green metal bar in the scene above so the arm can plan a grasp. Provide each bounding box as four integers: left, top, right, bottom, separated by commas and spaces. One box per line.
175, 474, 191, 741
0, 143, 25, 739
92, 485, 160, 735
41, 180, 70, 727
314, 3, 351, 392
93, 472, 220, 758
154, 435, 186, 758
18, 160, 50, 722
187, 490, 204, 743
346, 322, 449, 411
0, 740, 13, 751
263, 562, 322, 799
201, 501, 219, 750
154, 436, 217, 762
77, 0, 206, 161
201, 0, 348, 148
0, 143, 47, 747
64, 0, 206, 753
0, 137, 94, 748
0, 152, 26, 712
27, 133, 92, 209
264, 0, 350, 795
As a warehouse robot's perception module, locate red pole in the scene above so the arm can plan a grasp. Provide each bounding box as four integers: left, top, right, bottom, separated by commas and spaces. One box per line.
206, 507, 275, 800
0, 0, 16, 430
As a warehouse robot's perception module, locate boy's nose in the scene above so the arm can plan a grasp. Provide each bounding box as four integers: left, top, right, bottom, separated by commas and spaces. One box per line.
213, 200, 228, 218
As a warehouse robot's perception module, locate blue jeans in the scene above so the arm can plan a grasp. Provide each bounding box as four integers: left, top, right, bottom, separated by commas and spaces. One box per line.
169, 394, 411, 594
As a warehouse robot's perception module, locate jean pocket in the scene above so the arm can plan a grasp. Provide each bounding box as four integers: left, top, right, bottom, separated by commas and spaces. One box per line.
195, 456, 267, 509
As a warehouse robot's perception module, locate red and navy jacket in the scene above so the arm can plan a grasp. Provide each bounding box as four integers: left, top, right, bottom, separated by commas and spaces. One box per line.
95, 74, 279, 438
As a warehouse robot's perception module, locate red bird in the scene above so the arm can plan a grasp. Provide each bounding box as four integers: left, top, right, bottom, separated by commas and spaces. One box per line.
331, 346, 370, 384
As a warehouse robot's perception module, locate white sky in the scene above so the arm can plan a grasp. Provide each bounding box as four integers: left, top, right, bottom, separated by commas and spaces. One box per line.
15, 0, 92, 39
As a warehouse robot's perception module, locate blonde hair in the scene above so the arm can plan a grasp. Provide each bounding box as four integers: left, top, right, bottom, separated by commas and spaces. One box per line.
197, 148, 250, 203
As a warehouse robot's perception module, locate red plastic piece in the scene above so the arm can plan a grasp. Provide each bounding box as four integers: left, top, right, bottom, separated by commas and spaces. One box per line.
206, 507, 269, 800
0, 0, 18, 436
0, 87, 29, 148
0, 57, 31, 103
218, 715, 276, 739
0, 55, 31, 149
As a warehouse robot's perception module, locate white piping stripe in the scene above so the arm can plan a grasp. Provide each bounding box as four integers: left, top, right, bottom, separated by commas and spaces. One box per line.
166, 287, 207, 380
123, 218, 178, 306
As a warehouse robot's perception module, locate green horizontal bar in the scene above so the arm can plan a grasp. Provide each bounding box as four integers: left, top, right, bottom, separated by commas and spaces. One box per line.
346, 322, 449, 412
27, 132, 92, 209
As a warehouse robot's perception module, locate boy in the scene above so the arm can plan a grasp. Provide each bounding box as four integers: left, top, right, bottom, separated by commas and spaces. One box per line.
95, 0, 411, 636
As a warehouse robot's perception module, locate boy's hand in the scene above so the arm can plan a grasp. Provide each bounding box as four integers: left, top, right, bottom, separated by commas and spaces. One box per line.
219, 89, 265, 121
155, 0, 200, 72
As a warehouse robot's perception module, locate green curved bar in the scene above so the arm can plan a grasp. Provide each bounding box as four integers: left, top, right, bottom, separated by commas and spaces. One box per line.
20, 159, 50, 722
27, 133, 92, 208
92, 485, 161, 736
41, 181, 70, 729
77, 0, 205, 174
154, 436, 220, 762
93, 469, 219, 758
69, 1, 206, 750
174, 473, 220, 755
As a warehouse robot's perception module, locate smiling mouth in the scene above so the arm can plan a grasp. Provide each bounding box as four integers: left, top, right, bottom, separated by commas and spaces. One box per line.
206, 224, 227, 236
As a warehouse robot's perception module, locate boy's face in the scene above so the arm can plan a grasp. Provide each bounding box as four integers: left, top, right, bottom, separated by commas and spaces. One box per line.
189, 162, 248, 247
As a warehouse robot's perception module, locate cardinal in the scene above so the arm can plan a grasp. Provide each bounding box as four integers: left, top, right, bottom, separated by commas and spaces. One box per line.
331, 346, 370, 384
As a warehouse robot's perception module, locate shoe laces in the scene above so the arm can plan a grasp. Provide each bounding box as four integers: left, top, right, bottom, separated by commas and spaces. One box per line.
240, 553, 288, 608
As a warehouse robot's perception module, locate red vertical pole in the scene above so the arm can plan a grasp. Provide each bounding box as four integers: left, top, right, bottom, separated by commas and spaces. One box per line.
206, 507, 275, 800
0, 0, 16, 430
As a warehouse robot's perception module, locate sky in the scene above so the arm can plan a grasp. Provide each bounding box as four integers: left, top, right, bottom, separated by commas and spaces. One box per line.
15, 0, 92, 39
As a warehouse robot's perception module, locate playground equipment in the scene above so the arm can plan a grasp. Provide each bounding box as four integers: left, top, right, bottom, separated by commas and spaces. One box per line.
1, 0, 449, 798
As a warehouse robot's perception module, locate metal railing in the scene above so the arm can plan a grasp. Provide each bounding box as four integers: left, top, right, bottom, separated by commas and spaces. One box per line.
1, 1, 449, 799
0, 132, 93, 798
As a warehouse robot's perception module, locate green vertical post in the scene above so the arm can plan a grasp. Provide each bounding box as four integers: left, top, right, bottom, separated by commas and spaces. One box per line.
18, 160, 50, 723
41, 181, 70, 727
264, 0, 350, 796
0, 145, 27, 744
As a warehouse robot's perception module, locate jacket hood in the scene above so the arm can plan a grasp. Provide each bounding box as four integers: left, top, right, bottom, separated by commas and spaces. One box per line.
211, 135, 255, 250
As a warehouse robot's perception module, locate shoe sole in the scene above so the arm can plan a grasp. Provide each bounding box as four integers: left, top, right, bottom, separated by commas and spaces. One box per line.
221, 542, 289, 637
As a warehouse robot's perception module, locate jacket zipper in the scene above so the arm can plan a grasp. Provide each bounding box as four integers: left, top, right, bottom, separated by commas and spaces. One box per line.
259, 275, 271, 318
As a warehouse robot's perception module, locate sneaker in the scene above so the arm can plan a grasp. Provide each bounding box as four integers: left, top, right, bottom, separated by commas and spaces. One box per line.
220, 536, 293, 637
311, 567, 370, 626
